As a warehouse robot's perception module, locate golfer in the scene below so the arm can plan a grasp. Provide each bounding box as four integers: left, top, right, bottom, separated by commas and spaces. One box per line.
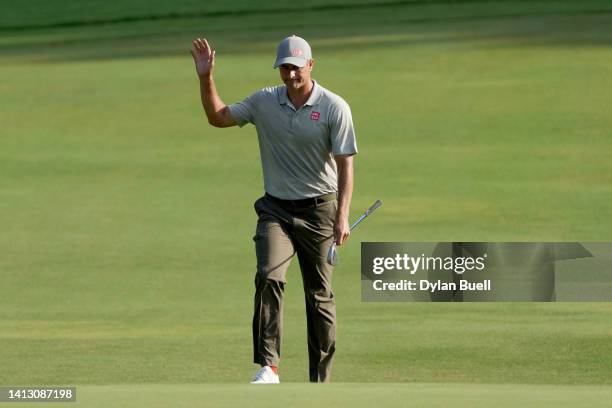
191, 35, 357, 383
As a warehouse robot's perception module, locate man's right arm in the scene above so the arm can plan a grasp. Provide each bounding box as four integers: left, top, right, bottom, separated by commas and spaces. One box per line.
198, 75, 236, 128
191, 38, 237, 128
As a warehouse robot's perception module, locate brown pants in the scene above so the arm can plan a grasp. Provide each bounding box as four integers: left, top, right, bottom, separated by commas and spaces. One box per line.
252, 194, 337, 383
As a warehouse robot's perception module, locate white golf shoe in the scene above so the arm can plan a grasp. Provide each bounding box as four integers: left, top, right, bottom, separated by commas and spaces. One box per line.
250, 366, 280, 384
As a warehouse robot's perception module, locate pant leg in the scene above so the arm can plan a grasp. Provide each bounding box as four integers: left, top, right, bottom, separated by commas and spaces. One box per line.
252, 197, 295, 366
292, 200, 337, 382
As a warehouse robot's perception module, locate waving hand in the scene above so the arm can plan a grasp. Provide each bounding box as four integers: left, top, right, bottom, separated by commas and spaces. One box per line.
191, 38, 215, 78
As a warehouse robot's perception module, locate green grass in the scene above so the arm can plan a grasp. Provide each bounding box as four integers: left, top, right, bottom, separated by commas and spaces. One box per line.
0, 0, 497, 29
0, 0, 400, 29
1, 0, 612, 405
5, 383, 611, 408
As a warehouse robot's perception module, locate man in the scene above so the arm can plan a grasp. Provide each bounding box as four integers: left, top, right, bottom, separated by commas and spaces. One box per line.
190, 35, 357, 383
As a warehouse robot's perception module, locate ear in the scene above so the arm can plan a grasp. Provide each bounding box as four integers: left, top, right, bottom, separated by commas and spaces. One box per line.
308, 59, 315, 71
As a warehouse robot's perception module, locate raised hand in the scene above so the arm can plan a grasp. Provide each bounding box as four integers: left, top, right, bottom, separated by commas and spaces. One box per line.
191, 38, 215, 78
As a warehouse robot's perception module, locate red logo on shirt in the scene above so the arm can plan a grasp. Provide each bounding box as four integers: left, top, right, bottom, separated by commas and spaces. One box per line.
310, 111, 320, 121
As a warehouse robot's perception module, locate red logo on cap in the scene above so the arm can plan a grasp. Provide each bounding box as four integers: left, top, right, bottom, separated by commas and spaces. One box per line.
310, 112, 320, 121
291, 48, 303, 57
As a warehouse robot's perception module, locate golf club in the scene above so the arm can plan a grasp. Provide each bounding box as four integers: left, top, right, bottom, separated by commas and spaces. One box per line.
327, 199, 382, 266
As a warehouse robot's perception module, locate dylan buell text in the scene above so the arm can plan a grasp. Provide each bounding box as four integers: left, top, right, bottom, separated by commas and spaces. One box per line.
372, 279, 491, 292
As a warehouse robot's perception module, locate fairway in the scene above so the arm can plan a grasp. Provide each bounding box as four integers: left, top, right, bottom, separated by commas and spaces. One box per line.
1, 0, 612, 406
3, 383, 608, 408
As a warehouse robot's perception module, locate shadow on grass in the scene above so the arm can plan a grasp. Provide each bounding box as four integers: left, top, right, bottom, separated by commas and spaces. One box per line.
1, 1, 612, 64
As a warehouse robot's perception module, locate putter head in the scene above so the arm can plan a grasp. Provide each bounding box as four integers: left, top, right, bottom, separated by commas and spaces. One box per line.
327, 242, 338, 266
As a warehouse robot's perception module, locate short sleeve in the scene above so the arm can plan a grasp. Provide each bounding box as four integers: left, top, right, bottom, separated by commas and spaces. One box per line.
329, 99, 358, 156
228, 92, 259, 127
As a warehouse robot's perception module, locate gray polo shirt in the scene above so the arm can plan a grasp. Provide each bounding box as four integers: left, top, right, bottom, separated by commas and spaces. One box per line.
228, 80, 357, 200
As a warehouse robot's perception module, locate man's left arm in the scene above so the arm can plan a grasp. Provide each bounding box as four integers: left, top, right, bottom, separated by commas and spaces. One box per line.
334, 154, 354, 246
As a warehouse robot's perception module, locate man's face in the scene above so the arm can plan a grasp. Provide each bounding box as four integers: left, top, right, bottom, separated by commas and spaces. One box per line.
279, 60, 314, 90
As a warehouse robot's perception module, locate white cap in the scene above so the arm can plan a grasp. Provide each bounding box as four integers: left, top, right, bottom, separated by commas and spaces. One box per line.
273, 35, 312, 68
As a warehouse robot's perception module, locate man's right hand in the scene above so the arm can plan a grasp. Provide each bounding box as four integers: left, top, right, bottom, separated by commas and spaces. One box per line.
191, 38, 215, 78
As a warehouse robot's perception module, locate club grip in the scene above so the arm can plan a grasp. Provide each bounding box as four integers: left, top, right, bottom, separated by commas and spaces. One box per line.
365, 200, 382, 215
